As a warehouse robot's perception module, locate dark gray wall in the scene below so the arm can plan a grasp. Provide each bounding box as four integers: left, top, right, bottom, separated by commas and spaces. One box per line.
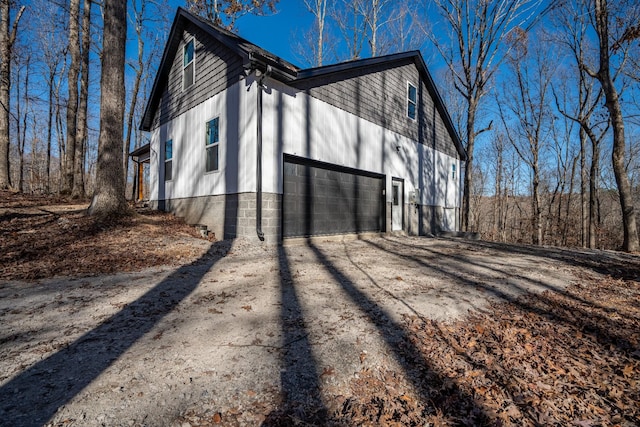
293, 60, 459, 159
151, 22, 245, 130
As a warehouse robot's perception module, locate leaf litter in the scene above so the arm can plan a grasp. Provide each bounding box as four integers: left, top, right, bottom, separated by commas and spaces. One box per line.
0, 191, 212, 281
257, 275, 639, 426
2, 192, 639, 426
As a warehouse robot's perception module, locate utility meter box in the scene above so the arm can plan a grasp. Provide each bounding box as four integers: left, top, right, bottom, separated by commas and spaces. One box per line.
410, 188, 420, 204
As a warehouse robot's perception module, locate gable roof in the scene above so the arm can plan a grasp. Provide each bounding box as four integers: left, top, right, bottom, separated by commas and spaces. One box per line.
294, 52, 466, 160
141, 8, 466, 161
140, 7, 299, 131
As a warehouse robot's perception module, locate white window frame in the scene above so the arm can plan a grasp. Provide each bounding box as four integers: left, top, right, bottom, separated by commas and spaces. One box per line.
407, 81, 417, 121
205, 117, 220, 173
164, 139, 173, 182
183, 37, 195, 90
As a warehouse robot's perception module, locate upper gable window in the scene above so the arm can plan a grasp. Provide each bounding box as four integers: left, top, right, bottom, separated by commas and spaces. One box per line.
183, 38, 195, 90
407, 82, 417, 120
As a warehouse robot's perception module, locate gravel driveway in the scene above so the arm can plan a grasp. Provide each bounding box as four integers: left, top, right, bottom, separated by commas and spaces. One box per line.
0, 236, 577, 426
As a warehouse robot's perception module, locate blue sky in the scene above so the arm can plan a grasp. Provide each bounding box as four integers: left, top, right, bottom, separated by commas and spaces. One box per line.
166, 0, 314, 67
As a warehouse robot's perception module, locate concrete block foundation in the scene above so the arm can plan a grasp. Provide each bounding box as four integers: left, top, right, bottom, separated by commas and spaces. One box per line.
152, 194, 455, 243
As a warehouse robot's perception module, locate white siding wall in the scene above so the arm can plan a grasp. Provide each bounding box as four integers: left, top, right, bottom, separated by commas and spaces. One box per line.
149, 74, 460, 212
149, 78, 257, 201
261, 78, 460, 209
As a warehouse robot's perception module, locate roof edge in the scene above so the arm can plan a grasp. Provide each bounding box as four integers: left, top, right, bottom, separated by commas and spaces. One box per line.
295, 51, 420, 81
140, 7, 299, 131
139, 8, 465, 161
295, 51, 466, 161
140, 9, 186, 132
412, 53, 467, 161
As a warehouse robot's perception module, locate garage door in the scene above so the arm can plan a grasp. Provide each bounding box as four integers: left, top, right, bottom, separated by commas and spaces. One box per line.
283, 155, 385, 238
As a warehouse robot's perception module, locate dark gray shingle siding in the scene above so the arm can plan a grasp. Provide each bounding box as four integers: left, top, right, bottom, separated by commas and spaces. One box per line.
151, 22, 244, 129
293, 60, 459, 159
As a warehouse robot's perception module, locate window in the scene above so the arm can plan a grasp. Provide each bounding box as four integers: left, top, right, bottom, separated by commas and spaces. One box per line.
452, 164, 456, 179
205, 118, 219, 172
183, 38, 195, 89
407, 82, 417, 120
393, 184, 399, 206
164, 139, 173, 181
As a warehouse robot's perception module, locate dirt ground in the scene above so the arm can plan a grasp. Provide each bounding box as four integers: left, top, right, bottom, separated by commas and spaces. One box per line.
1, 192, 639, 426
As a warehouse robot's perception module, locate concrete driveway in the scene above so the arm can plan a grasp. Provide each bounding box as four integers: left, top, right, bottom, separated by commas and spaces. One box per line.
0, 236, 578, 426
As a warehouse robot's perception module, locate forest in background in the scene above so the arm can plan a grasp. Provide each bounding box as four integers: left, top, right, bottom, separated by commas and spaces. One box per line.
1, 0, 639, 251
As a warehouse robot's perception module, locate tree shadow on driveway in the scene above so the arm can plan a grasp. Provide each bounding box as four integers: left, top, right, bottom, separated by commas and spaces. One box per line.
302, 240, 492, 424
373, 236, 640, 348
262, 246, 328, 426
0, 243, 226, 427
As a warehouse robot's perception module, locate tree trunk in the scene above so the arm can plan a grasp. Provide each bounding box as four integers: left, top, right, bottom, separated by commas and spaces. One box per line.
316, 0, 326, 66
462, 99, 477, 232
589, 139, 599, 248
532, 163, 541, 245
579, 127, 588, 247
124, 3, 145, 200
46, 71, 54, 193
593, 0, 639, 252
0, 0, 10, 189
0, 2, 24, 190
370, 0, 378, 56
16, 59, 28, 193
72, 0, 91, 199
63, 0, 81, 194
88, 0, 128, 217
493, 141, 502, 240
608, 95, 637, 250
563, 154, 578, 246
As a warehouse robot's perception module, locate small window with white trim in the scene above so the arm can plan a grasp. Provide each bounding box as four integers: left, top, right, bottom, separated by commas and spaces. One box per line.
183, 38, 195, 89
205, 117, 219, 172
452, 164, 456, 179
164, 139, 173, 181
407, 82, 417, 120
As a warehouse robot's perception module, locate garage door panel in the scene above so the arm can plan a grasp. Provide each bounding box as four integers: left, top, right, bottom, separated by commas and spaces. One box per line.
283, 157, 384, 238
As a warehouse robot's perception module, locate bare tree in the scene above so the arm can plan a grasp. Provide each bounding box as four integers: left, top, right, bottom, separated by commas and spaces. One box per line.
427, 0, 543, 232
552, 4, 610, 249
62, 0, 81, 194
489, 133, 514, 243
331, 0, 366, 60
303, 0, 331, 66
54, 57, 67, 193
357, 0, 394, 56
546, 108, 578, 246
71, 0, 91, 198
0, 0, 25, 189
36, 4, 66, 193
88, 0, 127, 217
384, 1, 424, 54
186, 0, 278, 29
13, 47, 32, 193
124, 0, 169, 200
578, 0, 640, 252
498, 29, 554, 245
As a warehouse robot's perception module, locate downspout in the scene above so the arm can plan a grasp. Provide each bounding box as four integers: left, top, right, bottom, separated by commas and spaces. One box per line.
256, 65, 272, 241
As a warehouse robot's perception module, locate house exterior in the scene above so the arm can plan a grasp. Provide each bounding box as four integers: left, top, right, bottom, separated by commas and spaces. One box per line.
140, 7, 467, 243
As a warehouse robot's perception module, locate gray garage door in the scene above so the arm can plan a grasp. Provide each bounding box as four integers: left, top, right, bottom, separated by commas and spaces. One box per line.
283, 156, 385, 238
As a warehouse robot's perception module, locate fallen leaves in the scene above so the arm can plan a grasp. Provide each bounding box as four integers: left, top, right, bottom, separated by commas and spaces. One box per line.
0, 193, 211, 280
258, 273, 640, 426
